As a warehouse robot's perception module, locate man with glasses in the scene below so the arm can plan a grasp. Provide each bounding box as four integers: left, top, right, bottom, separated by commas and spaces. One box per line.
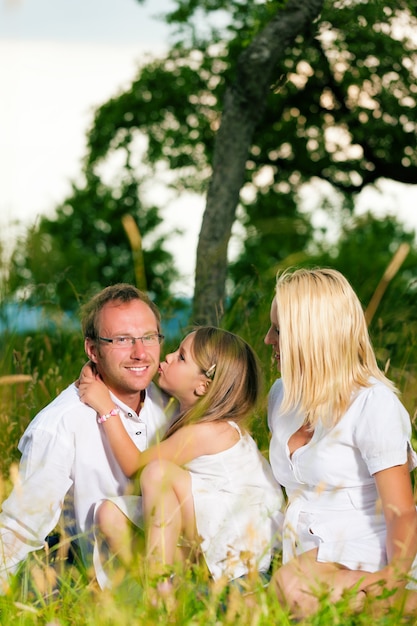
0, 284, 174, 590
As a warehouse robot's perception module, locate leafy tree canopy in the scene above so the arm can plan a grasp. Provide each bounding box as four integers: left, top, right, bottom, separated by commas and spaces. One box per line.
87, 0, 417, 192
85, 0, 417, 287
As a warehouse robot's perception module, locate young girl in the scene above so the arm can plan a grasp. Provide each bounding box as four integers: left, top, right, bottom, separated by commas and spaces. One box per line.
78, 326, 283, 587
264, 267, 417, 617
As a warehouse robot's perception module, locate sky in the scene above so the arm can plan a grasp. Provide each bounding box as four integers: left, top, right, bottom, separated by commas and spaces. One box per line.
0, 0, 205, 297
1, 0, 416, 298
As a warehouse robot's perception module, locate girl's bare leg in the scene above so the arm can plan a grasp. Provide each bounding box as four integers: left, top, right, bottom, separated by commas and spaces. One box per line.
96, 500, 133, 565
140, 459, 197, 574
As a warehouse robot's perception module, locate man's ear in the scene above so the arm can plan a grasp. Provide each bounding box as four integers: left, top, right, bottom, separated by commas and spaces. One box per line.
194, 378, 210, 397
84, 338, 99, 364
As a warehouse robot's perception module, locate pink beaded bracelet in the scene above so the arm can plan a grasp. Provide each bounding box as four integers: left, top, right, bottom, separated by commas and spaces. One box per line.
98, 408, 120, 424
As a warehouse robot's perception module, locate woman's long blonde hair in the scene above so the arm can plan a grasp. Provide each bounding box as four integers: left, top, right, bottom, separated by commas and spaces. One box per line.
164, 326, 262, 438
276, 267, 396, 428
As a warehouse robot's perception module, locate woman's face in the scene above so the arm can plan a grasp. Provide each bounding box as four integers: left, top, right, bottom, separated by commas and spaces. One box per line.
264, 298, 280, 371
158, 332, 207, 411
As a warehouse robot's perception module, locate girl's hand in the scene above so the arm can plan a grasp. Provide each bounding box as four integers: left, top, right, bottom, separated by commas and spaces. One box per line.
79, 361, 97, 384
75, 361, 97, 388
78, 363, 114, 416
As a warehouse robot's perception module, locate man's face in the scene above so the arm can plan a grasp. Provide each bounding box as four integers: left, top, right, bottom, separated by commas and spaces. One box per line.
85, 299, 161, 406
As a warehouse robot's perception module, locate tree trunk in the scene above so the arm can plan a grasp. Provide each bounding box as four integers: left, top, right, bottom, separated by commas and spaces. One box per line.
192, 0, 324, 325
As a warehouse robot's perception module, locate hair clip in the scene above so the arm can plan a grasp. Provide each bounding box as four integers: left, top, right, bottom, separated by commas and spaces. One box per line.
205, 363, 216, 379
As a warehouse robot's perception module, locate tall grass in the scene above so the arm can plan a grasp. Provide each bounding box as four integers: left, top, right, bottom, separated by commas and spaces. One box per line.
0, 294, 417, 624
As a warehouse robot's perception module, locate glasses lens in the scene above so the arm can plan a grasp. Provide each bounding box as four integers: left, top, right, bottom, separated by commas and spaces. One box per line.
142, 334, 159, 346
115, 337, 132, 347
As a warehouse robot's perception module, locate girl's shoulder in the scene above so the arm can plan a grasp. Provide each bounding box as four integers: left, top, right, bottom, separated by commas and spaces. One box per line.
177, 420, 241, 455
186, 420, 241, 436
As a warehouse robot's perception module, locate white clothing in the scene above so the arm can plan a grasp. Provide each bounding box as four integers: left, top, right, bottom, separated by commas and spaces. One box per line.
268, 377, 417, 574
0, 382, 170, 586
106, 422, 284, 582
186, 422, 284, 581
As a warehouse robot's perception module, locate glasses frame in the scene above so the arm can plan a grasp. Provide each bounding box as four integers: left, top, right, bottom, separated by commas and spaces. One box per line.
98, 333, 164, 347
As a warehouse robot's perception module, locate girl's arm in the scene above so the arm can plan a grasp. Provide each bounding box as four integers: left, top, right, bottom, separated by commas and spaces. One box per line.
78, 364, 239, 477
360, 463, 417, 595
78, 365, 143, 476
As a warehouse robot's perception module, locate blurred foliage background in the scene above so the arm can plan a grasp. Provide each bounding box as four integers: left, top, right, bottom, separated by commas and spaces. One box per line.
1, 0, 417, 457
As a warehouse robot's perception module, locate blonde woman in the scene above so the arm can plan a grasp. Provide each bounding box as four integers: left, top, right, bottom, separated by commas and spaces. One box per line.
265, 267, 417, 617
79, 326, 283, 588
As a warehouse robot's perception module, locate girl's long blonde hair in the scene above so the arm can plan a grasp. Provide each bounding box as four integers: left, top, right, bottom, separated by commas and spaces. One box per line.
164, 326, 262, 438
276, 267, 396, 428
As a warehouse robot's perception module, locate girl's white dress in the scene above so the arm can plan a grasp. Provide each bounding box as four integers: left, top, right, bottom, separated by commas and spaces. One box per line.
96, 421, 284, 586
268, 377, 417, 577
185, 421, 284, 580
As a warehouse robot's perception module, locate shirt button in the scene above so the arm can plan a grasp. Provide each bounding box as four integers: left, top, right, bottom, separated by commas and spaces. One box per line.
136, 431, 142, 436
127, 412, 133, 417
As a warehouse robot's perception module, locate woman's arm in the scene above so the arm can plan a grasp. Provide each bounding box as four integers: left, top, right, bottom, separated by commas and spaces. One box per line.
360, 463, 417, 594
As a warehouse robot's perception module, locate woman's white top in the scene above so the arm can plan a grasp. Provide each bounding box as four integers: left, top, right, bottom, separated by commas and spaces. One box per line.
268, 377, 417, 572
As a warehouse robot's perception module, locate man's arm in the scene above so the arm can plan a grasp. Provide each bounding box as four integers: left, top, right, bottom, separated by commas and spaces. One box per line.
0, 426, 74, 584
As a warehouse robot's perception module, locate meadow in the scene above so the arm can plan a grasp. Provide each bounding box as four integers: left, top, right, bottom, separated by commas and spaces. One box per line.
0, 297, 417, 625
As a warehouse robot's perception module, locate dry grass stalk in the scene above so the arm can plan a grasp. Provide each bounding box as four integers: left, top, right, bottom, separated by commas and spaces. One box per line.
0, 374, 32, 386
365, 243, 410, 326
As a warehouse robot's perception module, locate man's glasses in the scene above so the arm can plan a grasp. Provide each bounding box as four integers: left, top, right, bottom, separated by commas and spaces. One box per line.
98, 333, 164, 347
